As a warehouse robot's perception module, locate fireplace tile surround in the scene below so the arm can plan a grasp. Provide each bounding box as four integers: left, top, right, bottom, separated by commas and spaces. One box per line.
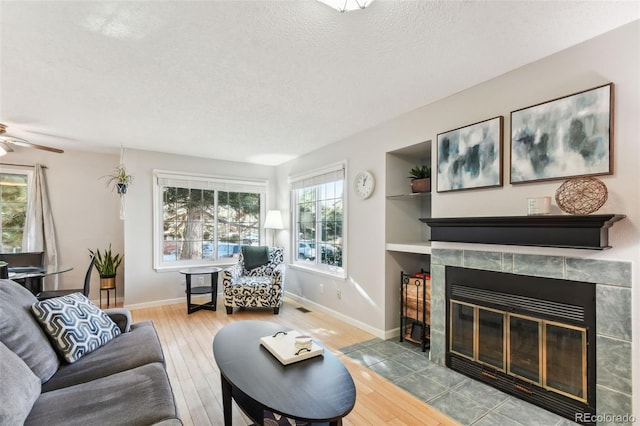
430, 248, 633, 423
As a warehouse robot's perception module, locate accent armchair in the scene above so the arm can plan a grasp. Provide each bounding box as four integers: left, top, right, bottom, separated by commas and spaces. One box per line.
222, 246, 285, 315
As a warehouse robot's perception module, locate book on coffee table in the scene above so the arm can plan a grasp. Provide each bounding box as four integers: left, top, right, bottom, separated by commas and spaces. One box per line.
259, 330, 324, 365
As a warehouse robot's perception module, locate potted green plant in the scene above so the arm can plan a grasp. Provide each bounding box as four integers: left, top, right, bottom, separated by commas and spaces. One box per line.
408, 164, 431, 193
89, 245, 123, 290
104, 165, 134, 194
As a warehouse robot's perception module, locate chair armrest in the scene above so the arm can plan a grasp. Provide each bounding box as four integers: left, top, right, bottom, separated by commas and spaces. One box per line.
105, 308, 132, 333
222, 264, 242, 281
273, 263, 286, 287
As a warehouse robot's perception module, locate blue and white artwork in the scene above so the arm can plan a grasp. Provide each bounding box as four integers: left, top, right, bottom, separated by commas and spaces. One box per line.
510, 84, 613, 183
437, 116, 503, 192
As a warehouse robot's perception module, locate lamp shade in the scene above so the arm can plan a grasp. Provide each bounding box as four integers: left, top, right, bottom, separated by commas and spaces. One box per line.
264, 210, 284, 230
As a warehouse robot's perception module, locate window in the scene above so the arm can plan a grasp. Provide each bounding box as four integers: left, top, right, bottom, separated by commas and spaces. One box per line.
0, 168, 32, 253
290, 162, 345, 277
153, 171, 266, 270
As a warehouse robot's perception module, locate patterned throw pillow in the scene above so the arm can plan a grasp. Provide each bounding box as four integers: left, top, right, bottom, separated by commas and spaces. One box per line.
31, 293, 121, 363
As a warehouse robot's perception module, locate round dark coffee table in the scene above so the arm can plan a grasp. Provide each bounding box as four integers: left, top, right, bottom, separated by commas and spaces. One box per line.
213, 320, 356, 425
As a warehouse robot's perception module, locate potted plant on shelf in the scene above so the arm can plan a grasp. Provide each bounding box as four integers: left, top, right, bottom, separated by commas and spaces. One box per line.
103, 165, 134, 194
89, 245, 123, 290
408, 165, 431, 193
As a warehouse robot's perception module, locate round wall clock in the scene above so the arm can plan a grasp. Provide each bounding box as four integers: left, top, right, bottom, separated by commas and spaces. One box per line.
354, 170, 375, 200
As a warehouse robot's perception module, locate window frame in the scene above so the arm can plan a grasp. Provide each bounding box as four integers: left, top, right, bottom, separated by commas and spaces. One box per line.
152, 170, 268, 271
289, 161, 347, 279
0, 166, 33, 253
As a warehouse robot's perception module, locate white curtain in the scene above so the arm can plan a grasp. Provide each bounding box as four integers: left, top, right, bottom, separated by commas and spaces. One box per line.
22, 164, 59, 289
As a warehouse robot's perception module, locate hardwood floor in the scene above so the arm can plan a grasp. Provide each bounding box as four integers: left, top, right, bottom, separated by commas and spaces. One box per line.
131, 297, 459, 426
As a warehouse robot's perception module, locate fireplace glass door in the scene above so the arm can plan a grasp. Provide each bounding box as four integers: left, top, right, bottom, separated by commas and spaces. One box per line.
544, 322, 587, 402
450, 301, 474, 359
508, 314, 541, 383
449, 300, 588, 403
478, 308, 505, 370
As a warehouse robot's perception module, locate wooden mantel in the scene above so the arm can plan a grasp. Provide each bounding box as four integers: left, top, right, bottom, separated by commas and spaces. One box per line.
419, 214, 626, 250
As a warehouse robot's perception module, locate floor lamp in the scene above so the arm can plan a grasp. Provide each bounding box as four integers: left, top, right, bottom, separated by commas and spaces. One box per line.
264, 210, 284, 246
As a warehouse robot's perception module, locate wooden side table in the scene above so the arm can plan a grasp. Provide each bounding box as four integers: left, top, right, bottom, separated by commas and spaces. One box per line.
179, 266, 222, 314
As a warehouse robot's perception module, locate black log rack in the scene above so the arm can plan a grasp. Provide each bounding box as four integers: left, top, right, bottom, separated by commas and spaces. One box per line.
420, 214, 625, 250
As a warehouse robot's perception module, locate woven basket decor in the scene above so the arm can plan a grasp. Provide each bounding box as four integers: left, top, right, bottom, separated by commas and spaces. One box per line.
555, 177, 608, 215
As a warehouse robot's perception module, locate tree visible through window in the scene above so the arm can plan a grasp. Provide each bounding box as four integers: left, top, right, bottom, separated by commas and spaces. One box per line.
0, 172, 29, 253
162, 189, 260, 261
217, 191, 260, 255
155, 171, 265, 269
162, 187, 216, 261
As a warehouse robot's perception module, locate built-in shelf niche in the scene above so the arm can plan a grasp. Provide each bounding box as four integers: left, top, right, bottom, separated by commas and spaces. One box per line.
385, 141, 432, 252
385, 140, 432, 339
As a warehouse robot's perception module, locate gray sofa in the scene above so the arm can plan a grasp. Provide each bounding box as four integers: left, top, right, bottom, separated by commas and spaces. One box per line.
0, 279, 181, 425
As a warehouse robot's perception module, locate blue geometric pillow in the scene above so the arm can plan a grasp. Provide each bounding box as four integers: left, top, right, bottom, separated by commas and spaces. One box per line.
31, 293, 121, 363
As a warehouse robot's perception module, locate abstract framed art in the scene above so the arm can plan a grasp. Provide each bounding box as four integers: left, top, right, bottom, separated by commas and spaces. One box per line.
437, 116, 503, 192
510, 83, 614, 184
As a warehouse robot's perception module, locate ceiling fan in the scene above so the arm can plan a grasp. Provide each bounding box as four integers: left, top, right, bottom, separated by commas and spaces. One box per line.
0, 123, 64, 155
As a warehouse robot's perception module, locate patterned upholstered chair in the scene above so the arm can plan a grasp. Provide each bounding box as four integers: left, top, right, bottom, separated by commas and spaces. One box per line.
222, 246, 285, 314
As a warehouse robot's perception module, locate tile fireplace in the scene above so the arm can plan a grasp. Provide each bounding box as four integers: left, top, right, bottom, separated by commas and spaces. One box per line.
429, 248, 632, 425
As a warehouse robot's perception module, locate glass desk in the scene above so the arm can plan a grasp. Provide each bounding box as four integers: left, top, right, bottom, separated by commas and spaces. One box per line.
7, 265, 73, 295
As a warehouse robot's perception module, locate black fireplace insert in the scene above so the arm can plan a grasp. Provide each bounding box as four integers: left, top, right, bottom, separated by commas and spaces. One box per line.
445, 266, 596, 424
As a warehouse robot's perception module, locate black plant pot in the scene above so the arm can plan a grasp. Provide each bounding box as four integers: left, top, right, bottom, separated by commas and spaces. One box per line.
116, 183, 128, 194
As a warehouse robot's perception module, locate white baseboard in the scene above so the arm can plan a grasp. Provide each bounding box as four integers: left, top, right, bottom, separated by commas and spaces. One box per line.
119, 292, 401, 341
122, 291, 221, 310
285, 292, 400, 340
123, 297, 185, 310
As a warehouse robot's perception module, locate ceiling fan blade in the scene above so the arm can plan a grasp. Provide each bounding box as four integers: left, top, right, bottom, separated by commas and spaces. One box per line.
0, 141, 14, 153
1, 136, 64, 153
0, 123, 64, 154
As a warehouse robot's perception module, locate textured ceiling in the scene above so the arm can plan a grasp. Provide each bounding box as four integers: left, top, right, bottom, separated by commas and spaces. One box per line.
1, 1, 638, 165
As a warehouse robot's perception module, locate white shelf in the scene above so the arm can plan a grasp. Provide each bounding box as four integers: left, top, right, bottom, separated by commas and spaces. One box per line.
386, 242, 432, 254
386, 192, 431, 200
